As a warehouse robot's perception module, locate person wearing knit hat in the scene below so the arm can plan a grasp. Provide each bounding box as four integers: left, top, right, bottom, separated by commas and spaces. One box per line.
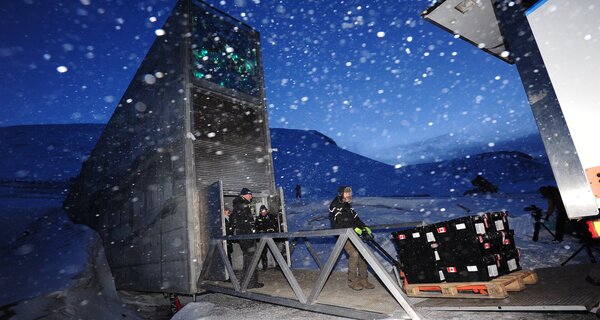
255, 205, 280, 269
240, 188, 252, 196
231, 187, 263, 289
329, 186, 374, 291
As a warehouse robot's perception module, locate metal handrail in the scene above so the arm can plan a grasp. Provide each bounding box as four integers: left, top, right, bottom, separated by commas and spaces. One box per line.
199, 227, 423, 320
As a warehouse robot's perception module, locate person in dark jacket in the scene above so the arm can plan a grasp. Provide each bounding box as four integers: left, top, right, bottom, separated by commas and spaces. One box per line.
539, 186, 568, 242
329, 186, 374, 290
255, 205, 279, 269
223, 207, 234, 265
231, 188, 263, 289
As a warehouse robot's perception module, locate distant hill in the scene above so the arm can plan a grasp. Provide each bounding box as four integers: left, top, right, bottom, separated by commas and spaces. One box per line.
369, 132, 548, 166
270, 128, 408, 198
0, 124, 103, 182
270, 128, 555, 199
0, 124, 555, 198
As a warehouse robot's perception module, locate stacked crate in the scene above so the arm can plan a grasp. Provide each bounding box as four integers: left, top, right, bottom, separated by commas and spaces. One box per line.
392, 212, 520, 284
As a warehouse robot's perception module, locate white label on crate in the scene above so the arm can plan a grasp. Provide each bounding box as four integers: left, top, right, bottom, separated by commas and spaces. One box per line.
412, 232, 420, 238
467, 265, 478, 272
508, 258, 518, 271
475, 223, 486, 235
426, 232, 436, 242
434, 250, 440, 261
487, 265, 499, 277
456, 223, 466, 230
438, 270, 445, 281
495, 220, 505, 231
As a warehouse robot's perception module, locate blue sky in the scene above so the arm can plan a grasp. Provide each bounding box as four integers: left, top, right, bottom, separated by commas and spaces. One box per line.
0, 0, 538, 157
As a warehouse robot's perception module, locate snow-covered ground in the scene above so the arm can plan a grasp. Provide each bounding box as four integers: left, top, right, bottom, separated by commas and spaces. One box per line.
2, 190, 595, 319
0, 124, 596, 319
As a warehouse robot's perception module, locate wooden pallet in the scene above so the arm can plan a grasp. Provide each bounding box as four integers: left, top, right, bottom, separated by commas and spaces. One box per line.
403, 270, 538, 299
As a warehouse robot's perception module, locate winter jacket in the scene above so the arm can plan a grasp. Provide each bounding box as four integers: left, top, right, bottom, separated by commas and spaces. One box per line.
329, 196, 365, 229
224, 217, 234, 236
255, 213, 279, 233
231, 196, 255, 235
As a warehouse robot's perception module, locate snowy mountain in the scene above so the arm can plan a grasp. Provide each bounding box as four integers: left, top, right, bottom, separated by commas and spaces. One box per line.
369, 131, 548, 166
0, 124, 103, 182
0, 124, 555, 199
270, 128, 555, 199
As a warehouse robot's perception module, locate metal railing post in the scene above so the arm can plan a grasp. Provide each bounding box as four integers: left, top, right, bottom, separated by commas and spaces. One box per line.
307, 233, 348, 305
347, 230, 422, 320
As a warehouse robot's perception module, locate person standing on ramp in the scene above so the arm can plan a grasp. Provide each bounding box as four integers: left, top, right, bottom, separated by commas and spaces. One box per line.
231, 188, 264, 289
329, 186, 375, 291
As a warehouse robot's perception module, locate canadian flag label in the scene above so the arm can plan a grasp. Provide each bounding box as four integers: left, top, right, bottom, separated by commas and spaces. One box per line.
484, 243, 491, 249
398, 234, 406, 240
437, 227, 447, 233
446, 267, 457, 273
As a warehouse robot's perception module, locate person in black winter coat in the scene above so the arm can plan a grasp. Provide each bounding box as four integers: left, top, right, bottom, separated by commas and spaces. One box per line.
223, 207, 234, 264
329, 186, 374, 291
539, 185, 569, 242
255, 205, 280, 269
231, 188, 263, 289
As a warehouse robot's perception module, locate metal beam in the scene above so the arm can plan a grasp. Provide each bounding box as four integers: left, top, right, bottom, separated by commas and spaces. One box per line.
241, 238, 266, 292
307, 233, 348, 305
266, 238, 307, 304
199, 228, 422, 319
201, 283, 390, 320
221, 228, 347, 241
214, 239, 240, 291
303, 238, 324, 270
348, 230, 422, 320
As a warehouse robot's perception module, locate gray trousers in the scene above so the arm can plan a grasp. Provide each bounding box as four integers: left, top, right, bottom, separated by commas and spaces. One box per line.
344, 241, 368, 282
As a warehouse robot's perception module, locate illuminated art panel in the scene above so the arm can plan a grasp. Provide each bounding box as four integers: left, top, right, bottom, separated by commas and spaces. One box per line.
191, 4, 261, 97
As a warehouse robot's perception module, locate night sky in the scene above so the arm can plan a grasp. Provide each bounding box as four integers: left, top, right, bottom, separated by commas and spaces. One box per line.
1, 0, 538, 158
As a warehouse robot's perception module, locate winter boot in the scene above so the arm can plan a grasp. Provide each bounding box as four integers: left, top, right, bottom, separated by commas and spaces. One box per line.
359, 278, 375, 290
348, 279, 363, 291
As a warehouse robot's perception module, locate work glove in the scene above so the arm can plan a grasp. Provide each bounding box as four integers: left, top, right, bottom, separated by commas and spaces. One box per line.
361, 227, 374, 241
354, 227, 363, 235
363, 226, 372, 235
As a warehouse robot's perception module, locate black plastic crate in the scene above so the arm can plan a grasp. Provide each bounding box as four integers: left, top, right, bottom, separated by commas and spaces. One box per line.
489, 211, 510, 232
424, 215, 491, 245
438, 255, 500, 282
478, 230, 516, 254
402, 263, 446, 284
498, 249, 521, 275
434, 235, 484, 263
472, 213, 492, 235
393, 227, 435, 267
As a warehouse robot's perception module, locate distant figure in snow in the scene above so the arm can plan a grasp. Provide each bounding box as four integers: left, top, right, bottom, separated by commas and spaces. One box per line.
329, 186, 374, 291
295, 184, 302, 198
539, 186, 568, 242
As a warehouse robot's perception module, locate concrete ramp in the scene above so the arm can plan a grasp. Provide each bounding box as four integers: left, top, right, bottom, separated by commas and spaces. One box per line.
414, 264, 600, 312
258, 269, 400, 314
203, 268, 405, 318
